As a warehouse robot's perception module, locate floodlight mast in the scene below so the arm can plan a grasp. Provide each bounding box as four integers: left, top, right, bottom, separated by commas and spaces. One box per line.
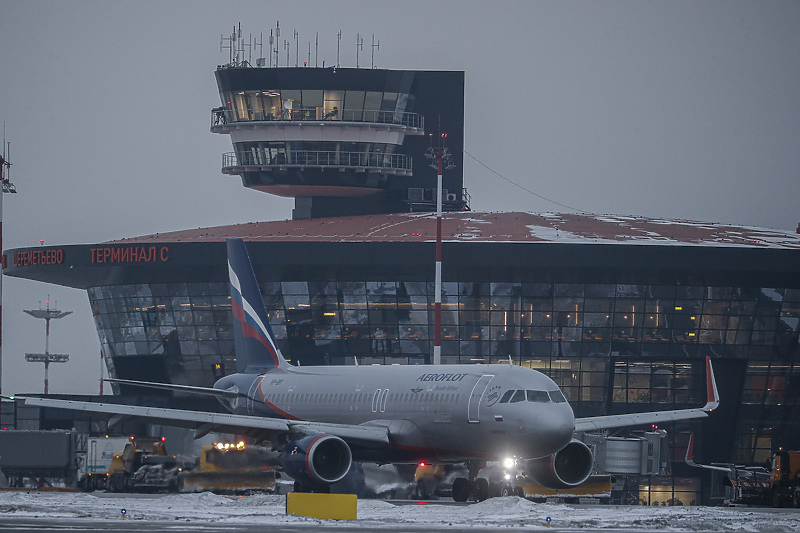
425, 133, 455, 365
24, 300, 72, 394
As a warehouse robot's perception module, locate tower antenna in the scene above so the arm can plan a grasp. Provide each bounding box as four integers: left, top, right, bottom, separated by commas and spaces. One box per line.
269, 29, 274, 67
274, 21, 281, 68
371, 34, 380, 69
294, 29, 299, 67
256, 32, 265, 67
336, 30, 341, 68
356, 33, 363, 68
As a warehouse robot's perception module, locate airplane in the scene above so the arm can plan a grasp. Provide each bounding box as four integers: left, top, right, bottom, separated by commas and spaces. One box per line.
17, 238, 720, 501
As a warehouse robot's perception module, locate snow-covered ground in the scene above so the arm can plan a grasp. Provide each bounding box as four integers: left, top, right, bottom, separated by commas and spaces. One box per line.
0, 491, 798, 531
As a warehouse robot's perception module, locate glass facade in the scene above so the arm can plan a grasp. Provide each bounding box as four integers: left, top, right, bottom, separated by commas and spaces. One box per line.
227, 141, 411, 172
217, 89, 419, 127
89, 279, 800, 476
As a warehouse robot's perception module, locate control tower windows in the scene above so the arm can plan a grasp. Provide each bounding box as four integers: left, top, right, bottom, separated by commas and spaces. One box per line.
364, 92, 382, 112
222, 89, 412, 124
302, 90, 323, 119
344, 91, 366, 121
324, 90, 344, 119
381, 92, 398, 112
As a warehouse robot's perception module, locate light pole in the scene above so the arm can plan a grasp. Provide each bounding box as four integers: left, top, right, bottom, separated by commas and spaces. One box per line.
0, 140, 18, 398
425, 133, 455, 365
24, 300, 71, 394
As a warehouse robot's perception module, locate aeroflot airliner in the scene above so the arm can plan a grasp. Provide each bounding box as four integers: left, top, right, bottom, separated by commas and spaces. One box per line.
21, 238, 719, 501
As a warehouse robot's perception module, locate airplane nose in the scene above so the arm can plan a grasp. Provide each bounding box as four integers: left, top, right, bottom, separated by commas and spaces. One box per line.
534, 409, 575, 455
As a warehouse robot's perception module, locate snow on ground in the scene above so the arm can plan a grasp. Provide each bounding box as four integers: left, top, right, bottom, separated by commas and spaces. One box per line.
0, 491, 799, 531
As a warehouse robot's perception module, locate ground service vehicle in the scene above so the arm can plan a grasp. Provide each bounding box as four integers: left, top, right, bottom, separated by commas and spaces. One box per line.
685, 434, 800, 507
107, 437, 181, 493
178, 442, 276, 494
770, 450, 800, 508
76, 436, 130, 491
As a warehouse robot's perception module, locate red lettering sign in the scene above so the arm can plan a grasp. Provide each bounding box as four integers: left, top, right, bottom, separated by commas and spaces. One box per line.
90, 246, 171, 264
12, 249, 65, 267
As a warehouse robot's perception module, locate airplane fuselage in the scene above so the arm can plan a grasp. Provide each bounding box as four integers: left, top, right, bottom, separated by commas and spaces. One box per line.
214, 363, 575, 464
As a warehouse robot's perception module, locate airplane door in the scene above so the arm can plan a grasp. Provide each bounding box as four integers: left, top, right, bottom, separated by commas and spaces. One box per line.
247, 378, 260, 415
468, 374, 494, 423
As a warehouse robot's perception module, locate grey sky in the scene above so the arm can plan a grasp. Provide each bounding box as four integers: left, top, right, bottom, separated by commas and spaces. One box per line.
1, 0, 798, 395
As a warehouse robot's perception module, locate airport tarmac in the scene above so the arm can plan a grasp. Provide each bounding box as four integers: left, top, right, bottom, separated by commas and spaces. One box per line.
0, 491, 798, 532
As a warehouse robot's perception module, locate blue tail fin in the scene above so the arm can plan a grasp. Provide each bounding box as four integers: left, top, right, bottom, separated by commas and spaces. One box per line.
227, 238, 288, 373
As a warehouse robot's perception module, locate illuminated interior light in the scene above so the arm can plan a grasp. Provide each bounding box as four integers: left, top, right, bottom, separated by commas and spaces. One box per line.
675, 306, 683, 311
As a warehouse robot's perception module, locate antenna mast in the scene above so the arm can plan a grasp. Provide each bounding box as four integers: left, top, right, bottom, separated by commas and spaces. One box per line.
371, 34, 380, 69
336, 30, 341, 68
294, 29, 299, 67
425, 132, 456, 365
0, 126, 18, 402
356, 33, 363, 68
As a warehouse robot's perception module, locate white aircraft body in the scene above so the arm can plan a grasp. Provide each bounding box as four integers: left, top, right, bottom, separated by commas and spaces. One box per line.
19, 238, 720, 501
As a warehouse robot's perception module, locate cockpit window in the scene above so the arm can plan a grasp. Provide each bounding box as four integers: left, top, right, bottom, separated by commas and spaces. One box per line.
509, 390, 526, 403
549, 389, 567, 403
499, 390, 515, 404
526, 390, 550, 403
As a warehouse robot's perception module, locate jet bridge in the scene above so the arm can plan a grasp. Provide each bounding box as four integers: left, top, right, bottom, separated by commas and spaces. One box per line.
581, 430, 669, 476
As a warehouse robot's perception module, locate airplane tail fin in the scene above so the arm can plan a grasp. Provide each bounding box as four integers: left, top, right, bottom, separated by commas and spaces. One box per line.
227, 238, 289, 373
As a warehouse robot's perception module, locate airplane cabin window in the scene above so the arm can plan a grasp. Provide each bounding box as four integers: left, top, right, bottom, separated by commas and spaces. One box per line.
499, 390, 514, 403
549, 390, 567, 403
510, 390, 526, 403
526, 390, 550, 403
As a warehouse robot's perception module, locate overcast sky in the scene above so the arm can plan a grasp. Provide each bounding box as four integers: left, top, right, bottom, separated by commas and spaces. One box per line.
1, 0, 798, 396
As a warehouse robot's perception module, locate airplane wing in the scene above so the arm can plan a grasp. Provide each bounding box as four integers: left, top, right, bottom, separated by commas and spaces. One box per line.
103, 378, 240, 398
574, 356, 720, 433
20, 397, 389, 448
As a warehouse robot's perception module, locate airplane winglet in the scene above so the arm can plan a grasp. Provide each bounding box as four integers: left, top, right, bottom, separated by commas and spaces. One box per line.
684, 432, 698, 467
702, 356, 720, 412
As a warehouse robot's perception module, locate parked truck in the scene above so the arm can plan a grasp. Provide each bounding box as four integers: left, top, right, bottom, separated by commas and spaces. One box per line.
76, 436, 131, 491
106, 437, 182, 493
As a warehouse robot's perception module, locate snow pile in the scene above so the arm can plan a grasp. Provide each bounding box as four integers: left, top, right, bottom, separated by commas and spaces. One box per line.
1, 491, 799, 531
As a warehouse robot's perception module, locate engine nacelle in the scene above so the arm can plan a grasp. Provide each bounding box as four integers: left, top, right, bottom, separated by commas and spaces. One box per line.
527, 439, 594, 489
281, 434, 352, 486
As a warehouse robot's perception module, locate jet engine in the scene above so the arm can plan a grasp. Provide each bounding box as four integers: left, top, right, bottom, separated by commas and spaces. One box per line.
527, 439, 594, 489
281, 434, 352, 486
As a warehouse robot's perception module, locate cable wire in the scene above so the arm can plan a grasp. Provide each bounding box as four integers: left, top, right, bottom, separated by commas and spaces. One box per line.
463, 149, 590, 213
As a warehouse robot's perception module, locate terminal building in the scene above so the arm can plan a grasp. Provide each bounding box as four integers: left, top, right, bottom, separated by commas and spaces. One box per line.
3, 42, 800, 505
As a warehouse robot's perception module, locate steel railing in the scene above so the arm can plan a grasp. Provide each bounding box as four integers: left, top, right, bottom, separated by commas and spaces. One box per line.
222, 150, 412, 172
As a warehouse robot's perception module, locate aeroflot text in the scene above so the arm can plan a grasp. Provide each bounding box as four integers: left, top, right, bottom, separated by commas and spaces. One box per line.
416, 373, 468, 382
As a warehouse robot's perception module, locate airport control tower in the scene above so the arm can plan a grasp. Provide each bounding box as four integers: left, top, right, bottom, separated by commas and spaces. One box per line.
211, 26, 467, 219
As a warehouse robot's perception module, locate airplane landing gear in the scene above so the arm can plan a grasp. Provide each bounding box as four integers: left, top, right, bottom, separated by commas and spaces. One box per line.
451, 460, 489, 502
452, 477, 470, 502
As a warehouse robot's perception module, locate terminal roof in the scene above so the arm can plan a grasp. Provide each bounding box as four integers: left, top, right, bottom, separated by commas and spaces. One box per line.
111, 212, 800, 250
